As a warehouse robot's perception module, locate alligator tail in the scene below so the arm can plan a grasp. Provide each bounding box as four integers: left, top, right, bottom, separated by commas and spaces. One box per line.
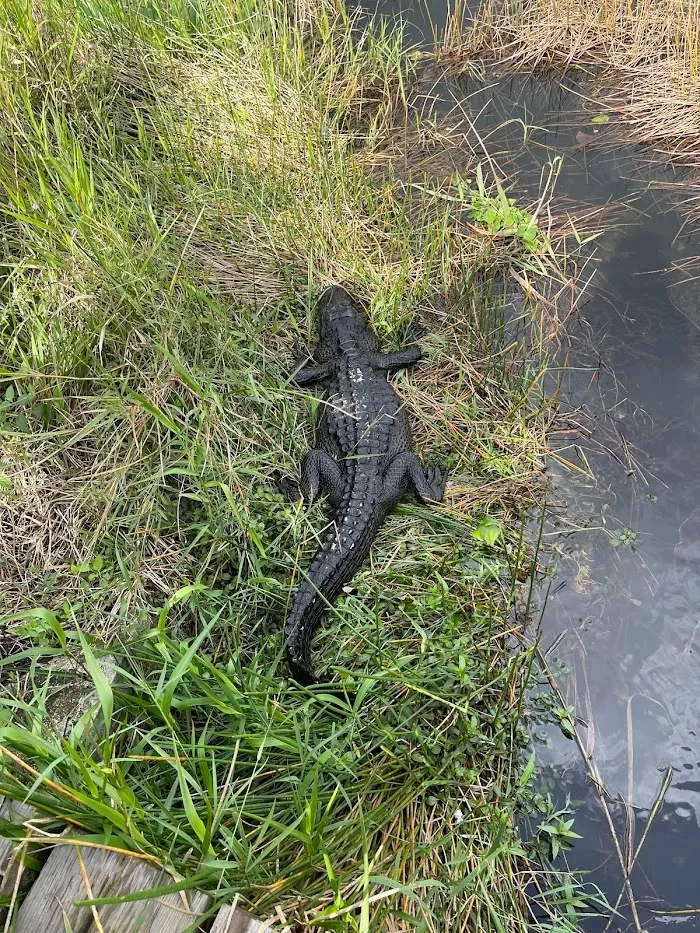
285, 492, 379, 684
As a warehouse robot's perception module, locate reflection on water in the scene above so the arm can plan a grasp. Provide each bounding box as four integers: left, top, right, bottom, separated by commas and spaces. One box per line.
366, 3, 700, 925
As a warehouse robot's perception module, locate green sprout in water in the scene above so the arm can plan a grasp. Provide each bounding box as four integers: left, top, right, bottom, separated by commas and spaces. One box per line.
454, 164, 546, 253
610, 527, 638, 550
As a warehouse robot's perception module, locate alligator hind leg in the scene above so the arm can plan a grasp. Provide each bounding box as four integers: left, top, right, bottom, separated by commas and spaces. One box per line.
381, 452, 447, 506
300, 449, 344, 507
279, 449, 344, 507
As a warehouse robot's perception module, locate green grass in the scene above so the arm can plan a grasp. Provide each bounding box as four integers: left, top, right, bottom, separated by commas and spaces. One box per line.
0, 0, 601, 928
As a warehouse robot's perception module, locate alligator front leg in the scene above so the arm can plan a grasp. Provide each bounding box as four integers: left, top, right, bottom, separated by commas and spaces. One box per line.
279, 449, 344, 508
292, 361, 332, 386
368, 346, 422, 372
381, 452, 446, 506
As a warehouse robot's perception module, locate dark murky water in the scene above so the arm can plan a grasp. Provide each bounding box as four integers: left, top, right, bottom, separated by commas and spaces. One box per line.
471, 82, 700, 932
369, 4, 700, 928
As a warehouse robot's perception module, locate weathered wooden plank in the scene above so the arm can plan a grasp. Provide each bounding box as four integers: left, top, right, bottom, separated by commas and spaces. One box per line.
0, 795, 40, 918
14, 844, 210, 933
210, 903, 271, 933
0, 795, 13, 874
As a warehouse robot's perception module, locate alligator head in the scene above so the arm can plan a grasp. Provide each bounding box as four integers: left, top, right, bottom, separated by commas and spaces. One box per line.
316, 285, 379, 358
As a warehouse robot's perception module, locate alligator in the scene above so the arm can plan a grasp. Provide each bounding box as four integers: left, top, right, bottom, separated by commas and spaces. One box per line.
284, 285, 447, 685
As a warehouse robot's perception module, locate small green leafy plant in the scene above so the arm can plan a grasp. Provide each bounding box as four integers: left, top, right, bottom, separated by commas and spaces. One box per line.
531, 799, 583, 861
454, 165, 545, 253
610, 527, 638, 550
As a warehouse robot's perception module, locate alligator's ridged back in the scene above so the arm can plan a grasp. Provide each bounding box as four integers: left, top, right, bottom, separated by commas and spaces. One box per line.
286, 475, 381, 684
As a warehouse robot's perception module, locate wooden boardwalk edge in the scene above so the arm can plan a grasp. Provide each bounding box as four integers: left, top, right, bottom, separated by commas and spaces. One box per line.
0, 796, 39, 926
210, 903, 274, 932
0, 795, 272, 932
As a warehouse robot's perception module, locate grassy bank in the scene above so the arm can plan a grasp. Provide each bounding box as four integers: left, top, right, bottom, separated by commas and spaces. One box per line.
0, 0, 590, 928
443, 0, 700, 227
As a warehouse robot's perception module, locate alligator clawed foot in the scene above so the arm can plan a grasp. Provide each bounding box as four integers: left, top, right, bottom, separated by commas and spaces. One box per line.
425, 464, 447, 501
273, 471, 301, 501
290, 343, 314, 370
405, 318, 427, 345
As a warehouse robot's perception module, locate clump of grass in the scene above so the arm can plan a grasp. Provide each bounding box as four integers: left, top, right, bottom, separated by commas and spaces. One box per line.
0, 579, 524, 927
0, 0, 598, 927
1, 581, 604, 930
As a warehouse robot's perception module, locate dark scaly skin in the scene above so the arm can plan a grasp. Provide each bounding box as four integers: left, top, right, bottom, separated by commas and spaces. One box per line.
285, 285, 447, 685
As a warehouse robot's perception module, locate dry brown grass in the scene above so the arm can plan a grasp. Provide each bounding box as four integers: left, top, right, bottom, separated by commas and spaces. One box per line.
444, 0, 700, 72
0, 445, 192, 633
0, 451, 88, 594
